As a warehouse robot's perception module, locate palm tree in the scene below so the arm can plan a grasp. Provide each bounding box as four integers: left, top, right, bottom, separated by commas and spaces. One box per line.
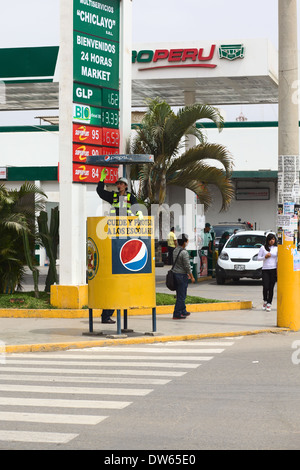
130, 98, 234, 210
0, 182, 46, 294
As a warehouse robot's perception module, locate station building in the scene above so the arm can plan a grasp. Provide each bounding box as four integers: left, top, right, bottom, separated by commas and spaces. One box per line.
1, 38, 299, 256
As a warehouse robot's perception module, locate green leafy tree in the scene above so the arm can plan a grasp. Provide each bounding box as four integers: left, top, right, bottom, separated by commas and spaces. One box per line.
130, 98, 234, 210
0, 182, 46, 294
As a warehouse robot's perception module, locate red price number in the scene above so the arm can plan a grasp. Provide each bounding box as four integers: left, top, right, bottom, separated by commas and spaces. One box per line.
102, 127, 120, 147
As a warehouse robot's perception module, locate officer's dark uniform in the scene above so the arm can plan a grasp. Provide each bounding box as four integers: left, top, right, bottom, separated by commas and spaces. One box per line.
96, 180, 138, 216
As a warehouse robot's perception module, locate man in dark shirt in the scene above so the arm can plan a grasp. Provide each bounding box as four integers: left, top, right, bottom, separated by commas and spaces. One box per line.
97, 169, 139, 217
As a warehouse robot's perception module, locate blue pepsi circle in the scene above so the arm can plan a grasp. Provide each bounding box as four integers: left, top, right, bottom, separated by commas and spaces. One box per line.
120, 239, 148, 272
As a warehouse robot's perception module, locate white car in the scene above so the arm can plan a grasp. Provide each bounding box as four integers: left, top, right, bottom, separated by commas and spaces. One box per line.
216, 230, 268, 284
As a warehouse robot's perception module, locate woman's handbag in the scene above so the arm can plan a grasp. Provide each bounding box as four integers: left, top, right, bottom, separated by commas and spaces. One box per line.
166, 249, 182, 291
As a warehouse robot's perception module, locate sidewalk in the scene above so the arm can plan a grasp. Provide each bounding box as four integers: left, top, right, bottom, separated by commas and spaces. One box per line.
0, 266, 287, 353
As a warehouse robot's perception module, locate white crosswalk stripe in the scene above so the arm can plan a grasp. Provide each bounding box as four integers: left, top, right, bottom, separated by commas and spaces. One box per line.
0, 384, 152, 396
0, 411, 107, 425
0, 366, 185, 376
0, 430, 78, 444
4, 359, 205, 367
0, 337, 242, 447
0, 374, 170, 385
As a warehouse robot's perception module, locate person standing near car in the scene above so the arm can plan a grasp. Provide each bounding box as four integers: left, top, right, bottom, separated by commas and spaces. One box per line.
218, 231, 230, 255
202, 223, 214, 276
167, 227, 177, 265
257, 233, 278, 312
172, 234, 195, 319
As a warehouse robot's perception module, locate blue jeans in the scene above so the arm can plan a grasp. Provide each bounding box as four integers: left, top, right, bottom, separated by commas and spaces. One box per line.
173, 273, 189, 317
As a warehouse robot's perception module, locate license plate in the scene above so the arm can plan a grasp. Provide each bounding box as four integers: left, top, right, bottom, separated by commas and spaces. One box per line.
234, 264, 245, 271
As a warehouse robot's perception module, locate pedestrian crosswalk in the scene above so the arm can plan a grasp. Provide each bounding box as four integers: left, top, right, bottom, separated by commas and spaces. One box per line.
0, 337, 243, 448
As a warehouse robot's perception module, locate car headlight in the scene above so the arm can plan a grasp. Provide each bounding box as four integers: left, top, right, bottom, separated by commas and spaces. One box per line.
252, 254, 258, 261
219, 252, 229, 260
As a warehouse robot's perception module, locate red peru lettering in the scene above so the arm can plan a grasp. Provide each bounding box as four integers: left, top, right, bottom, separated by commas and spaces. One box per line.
136, 45, 217, 70
182, 49, 198, 61
153, 49, 169, 62
168, 49, 183, 62
198, 45, 216, 61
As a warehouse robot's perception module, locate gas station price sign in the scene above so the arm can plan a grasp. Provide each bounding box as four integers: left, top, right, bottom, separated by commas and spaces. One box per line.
73, 83, 119, 109
73, 123, 103, 146
73, 163, 118, 184
73, 123, 120, 148
72, 0, 120, 184
73, 103, 119, 128
102, 127, 120, 147
73, 142, 120, 163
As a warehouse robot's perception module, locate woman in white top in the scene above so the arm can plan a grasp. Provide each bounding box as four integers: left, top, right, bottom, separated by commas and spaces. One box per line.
257, 233, 278, 312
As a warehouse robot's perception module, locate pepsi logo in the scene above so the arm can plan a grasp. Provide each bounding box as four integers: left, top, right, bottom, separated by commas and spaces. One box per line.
120, 239, 148, 272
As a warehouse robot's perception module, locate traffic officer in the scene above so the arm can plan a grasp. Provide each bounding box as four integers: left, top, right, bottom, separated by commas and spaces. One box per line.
96, 168, 143, 217
96, 168, 143, 323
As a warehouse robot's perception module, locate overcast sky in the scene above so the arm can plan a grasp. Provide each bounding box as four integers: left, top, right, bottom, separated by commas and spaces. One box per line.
132, 0, 280, 47
0, 0, 283, 48
0, 0, 298, 124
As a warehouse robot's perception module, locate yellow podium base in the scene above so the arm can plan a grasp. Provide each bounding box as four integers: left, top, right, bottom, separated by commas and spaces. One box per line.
50, 285, 88, 309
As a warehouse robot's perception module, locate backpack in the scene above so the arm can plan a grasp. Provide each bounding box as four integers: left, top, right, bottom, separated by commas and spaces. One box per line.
165, 249, 182, 291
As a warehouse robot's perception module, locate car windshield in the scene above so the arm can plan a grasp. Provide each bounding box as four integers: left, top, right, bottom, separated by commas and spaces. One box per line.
226, 234, 265, 249
213, 225, 245, 237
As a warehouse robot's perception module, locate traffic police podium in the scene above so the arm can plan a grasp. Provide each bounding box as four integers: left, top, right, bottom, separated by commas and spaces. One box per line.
86, 215, 156, 336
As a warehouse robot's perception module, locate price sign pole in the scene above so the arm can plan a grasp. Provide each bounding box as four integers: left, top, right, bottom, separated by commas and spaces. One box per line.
277, 0, 300, 330
52, 0, 132, 309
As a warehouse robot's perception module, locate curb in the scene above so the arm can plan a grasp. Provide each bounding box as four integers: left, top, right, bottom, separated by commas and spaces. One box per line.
4, 328, 289, 354
0, 301, 252, 318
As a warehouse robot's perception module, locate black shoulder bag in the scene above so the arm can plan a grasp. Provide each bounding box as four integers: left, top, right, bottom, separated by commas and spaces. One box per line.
165, 249, 183, 291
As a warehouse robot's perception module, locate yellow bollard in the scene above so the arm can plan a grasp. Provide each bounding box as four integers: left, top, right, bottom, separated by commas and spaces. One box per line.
277, 241, 300, 331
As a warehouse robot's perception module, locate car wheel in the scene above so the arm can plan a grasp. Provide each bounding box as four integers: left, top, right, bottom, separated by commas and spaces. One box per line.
216, 273, 225, 285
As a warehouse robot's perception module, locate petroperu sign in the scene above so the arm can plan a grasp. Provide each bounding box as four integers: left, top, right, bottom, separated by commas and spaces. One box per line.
132, 44, 244, 70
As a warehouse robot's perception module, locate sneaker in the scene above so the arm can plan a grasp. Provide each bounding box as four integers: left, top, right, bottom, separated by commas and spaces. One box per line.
266, 304, 271, 312
262, 302, 267, 311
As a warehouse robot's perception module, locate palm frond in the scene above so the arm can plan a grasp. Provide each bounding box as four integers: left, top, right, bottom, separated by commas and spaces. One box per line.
169, 143, 234, 177
167, 162, 235, 211
129, 98, 234, 211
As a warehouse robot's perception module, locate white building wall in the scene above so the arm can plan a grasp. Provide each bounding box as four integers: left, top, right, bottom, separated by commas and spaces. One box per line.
2, 130, 59, 167
205, 182, 277, 231
203, 126, 279, 171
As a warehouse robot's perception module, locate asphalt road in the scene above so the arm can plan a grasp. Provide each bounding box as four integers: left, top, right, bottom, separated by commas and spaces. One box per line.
0, 330, 299, 451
